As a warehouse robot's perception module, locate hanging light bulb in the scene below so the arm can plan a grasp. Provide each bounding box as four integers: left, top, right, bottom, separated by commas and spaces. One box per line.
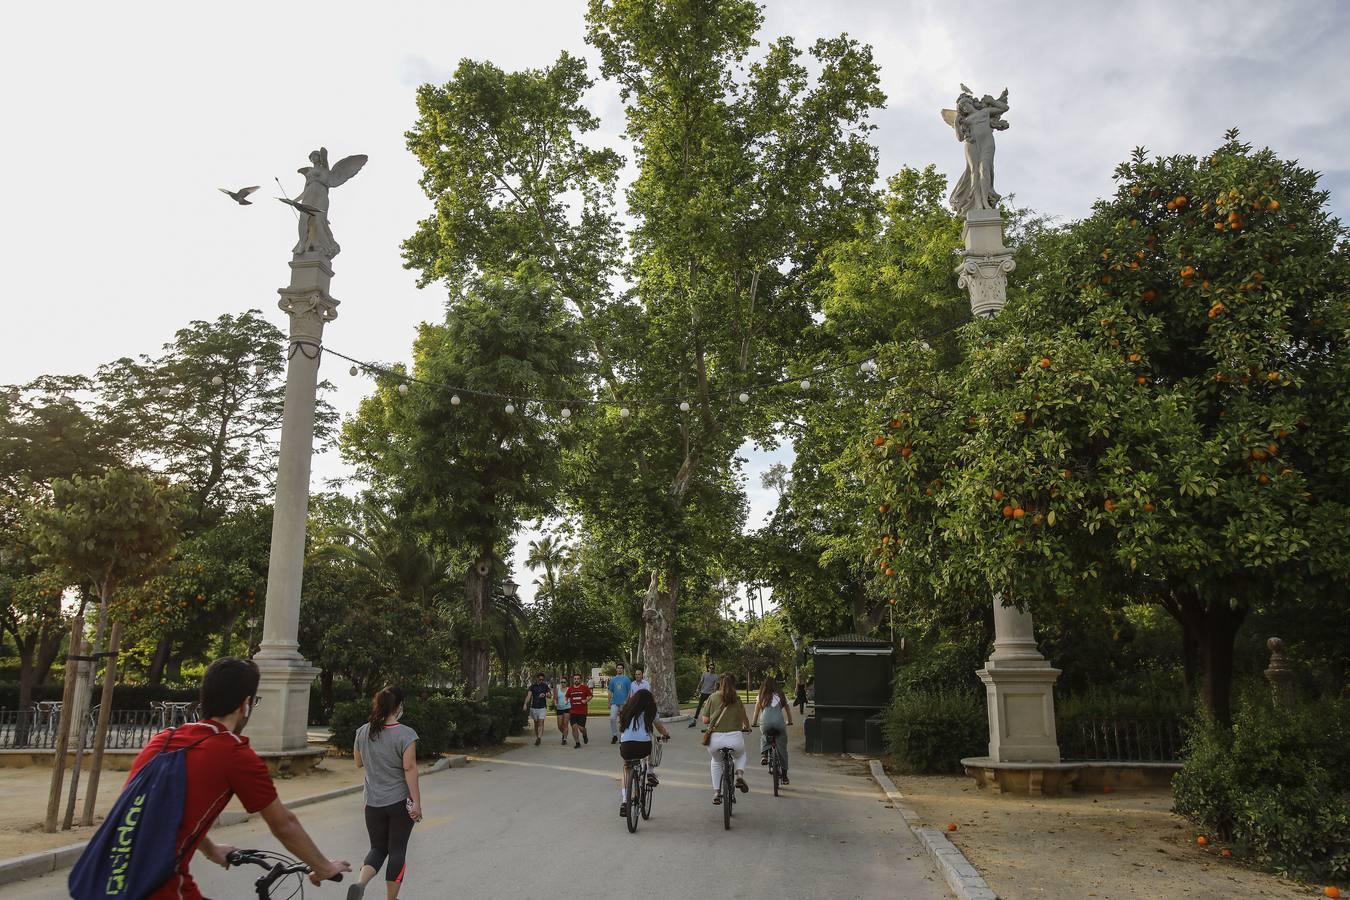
738, 392, 750, 404
561, 407, 572, 419
253, 362, 266, 377
860, 359, 877, 374
679, 401, 690, 412
158, 386, 173, 398
397, 383, 409, 396
451, 394, 461, 406
504, 402, 516, 415
211, 375, 224, 386
349, 365, 358, 376
799, 379, 811, 390
619, 407, 631, 418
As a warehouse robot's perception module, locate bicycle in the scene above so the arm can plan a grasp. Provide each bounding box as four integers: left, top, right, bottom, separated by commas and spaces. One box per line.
764, 730, 785, 797
624, 736, 668, 833
226, 849, 343, 899
718, 746, 737, 830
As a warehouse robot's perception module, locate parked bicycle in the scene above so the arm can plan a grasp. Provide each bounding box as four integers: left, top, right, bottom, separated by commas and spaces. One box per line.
226, 849, 344, 899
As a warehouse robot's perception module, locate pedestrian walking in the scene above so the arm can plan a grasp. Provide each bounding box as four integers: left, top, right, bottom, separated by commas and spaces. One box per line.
554, 675, 571, 745
793, 680, 807, 716
522, 673, 551, 746
752, 676, 793, 785
689, 663, 721, 727
350, 685, 421, 900
565, 673, 593, 748
702, 674, 751, 805
630, 666, 651, 695
607, 663, 633, 745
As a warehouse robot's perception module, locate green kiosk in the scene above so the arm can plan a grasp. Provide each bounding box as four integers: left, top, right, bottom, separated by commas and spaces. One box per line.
803, 633, 893, 755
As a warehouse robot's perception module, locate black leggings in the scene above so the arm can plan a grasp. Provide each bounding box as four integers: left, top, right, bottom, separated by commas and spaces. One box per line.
363, 801, 415, 883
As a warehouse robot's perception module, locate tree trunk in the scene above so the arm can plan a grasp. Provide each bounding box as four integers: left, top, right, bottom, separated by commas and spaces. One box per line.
147, 636, 171, 686
35, 627, 63, 685
165, 653, 183, 684
640, 569, 679, 717
1200, 604, 1245, 727
217, 612, 238, 658
462, 556, 492, 699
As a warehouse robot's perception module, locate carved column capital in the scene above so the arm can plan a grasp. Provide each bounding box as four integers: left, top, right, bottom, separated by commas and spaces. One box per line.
957, 252, 1016, 318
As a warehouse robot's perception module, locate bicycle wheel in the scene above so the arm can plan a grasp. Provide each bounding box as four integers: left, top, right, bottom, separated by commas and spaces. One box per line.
772, 746, 780, 797
626, 766, 641, 833
641, 765, 655, 820
722, 752, 734, 830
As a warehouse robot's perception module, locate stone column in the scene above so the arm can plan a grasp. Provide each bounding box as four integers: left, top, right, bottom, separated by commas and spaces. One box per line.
250, 257, 338, 752
957, 208, 1062, 764
1263, 637, 1295, 709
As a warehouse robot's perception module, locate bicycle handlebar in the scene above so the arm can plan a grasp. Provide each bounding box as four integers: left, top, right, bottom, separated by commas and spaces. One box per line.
226, 850, 344, 884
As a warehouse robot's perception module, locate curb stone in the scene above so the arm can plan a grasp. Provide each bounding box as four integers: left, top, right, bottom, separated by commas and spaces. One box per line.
867, 759, 998, 900
0, 755, 471, 888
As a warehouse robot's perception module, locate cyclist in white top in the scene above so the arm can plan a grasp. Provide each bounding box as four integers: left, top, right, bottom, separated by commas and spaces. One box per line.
616, 689, 670, 818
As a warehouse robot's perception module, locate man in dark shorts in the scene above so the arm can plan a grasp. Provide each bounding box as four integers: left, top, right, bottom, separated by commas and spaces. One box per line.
565, 673, 593, 748
125, 658, 349, 899
522, 672, 551, 746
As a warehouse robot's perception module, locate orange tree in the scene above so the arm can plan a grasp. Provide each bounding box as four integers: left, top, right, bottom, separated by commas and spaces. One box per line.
860, 133, 1350, 724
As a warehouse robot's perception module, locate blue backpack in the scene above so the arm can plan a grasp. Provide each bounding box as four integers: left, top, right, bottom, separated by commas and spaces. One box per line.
69, 728, 218, 899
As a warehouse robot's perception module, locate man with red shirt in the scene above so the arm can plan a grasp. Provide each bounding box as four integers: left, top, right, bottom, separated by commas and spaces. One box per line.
564, 673, 592, 749
126, 657, 349, 899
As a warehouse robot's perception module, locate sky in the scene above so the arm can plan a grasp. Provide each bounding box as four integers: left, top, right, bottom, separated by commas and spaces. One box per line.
2, 0, 1346, 610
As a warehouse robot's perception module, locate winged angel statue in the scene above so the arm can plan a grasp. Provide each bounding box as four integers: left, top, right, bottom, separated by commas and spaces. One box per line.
941, 85, 1009, 215
287, 148, 367, 260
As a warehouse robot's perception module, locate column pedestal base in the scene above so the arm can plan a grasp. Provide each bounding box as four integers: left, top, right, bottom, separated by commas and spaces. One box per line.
977, 662, 1061, 763
249, 655, 319, 753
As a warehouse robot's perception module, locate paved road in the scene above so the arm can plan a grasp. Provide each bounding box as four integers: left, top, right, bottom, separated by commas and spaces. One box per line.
1, 724, 944, 899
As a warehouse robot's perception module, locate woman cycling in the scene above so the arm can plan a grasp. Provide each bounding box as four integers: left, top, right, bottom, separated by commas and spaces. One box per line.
616, 689, 670, 818
554, 675, 571, 745
752, 676, 793, 785
350, 686, 421, 900
702, 674, 751, 805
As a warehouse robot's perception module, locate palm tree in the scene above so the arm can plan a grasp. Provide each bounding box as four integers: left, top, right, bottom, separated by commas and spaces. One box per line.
526, 534, 572, 601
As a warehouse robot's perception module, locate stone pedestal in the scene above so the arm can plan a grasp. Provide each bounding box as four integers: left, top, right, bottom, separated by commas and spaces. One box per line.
956, 208, 1016, 320
251, 257, 337, 753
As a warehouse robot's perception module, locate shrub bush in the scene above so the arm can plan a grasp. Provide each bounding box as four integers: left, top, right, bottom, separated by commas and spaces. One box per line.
1173, 692, 1350, 881
674, 657, 702, 703
883, 688, 986, 773
329, 687, 528, 758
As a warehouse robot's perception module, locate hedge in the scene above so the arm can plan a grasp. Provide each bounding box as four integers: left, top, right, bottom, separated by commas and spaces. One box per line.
0, 682, 197, 710
329, 687, 528, 758
1173, 692, 1349, 882
882, 688, 986, 773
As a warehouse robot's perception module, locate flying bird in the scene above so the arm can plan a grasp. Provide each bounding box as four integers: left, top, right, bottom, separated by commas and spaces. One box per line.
219, 185, 260, 205
276, 197, 323, 216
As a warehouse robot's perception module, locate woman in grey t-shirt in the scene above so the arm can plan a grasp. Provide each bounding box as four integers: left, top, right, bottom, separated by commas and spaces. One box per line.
349, 686, 421, 899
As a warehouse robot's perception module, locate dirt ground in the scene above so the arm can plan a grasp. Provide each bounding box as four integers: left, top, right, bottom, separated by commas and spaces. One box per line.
888, 771, 1332, 899
0, 755, 365, 861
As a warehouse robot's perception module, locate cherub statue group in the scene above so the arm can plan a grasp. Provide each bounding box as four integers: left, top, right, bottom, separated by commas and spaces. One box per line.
942, 85, 1010, 215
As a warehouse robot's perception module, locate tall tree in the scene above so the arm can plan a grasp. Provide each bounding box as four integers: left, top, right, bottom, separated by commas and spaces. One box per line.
526, 534, 573, 600
342, 273, 587, 697
97, 310, 335, 532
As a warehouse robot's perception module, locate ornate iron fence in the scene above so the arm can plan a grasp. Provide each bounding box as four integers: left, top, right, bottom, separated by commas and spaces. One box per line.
1060, 716, 1186, 762
0, 708, 173, 750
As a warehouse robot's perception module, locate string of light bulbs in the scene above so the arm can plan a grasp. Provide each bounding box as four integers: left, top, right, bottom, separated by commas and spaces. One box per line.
320, 344, 883, 417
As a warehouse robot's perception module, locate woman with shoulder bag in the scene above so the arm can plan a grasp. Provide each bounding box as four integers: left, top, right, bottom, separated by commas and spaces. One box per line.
701, 674, 751, 805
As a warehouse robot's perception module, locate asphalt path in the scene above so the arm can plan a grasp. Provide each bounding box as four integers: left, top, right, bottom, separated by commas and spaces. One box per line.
1, 722, 944, 899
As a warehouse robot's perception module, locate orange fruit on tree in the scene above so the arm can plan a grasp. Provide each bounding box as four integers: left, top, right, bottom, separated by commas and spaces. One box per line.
946, 823, 957, 832
1039, 357, 1052, 369
1002, 505, 1015, 518
1104, 499, 1117, 512
878, 504, 888, 514
900, 446, 913, 457
1174, 195, 1188, 207
884, 568, 895, 577
873, 436, 885, 446
1258, 473, 1271, 485
1267, 371, 1279, 381
1012, 508, 1026, 519
1324, 888, 1340, 899
1129, 352, 1141, 362
992, 489, 1005, 501
1136, 376, 1147, 385
1268, 200, 1280, 211
1142, 502, 1155, 513
1180, 265, 1196, 277
1062, 469, 1072, 478
1197, 835, 1208, 846
1141, 289, 1156, 301
1221, 849, 1233, 858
